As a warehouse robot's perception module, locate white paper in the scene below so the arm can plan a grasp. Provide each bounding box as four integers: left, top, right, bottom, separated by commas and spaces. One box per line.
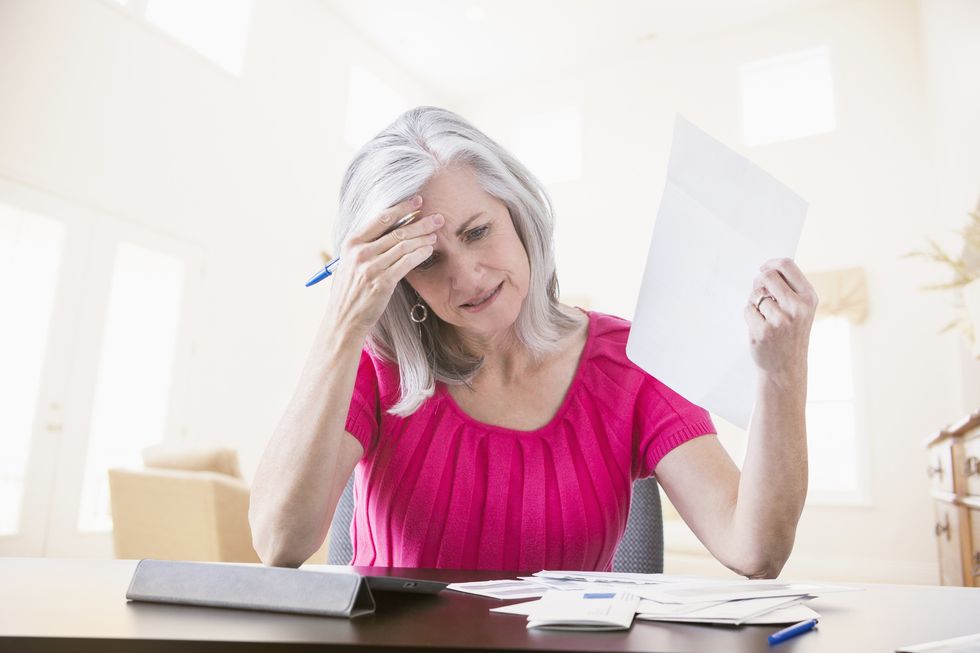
490, 600, 540, 616
526, 589, 640, 631
637, 603, 821, 626
447, 579, 550, 600
533, 570, 713, 586
635, 580, 859, 605
626, 115, 808, 428
637, 595, 808, 625
898, 633, 980, 653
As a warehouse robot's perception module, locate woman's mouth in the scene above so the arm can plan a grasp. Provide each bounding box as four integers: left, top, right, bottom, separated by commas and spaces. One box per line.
460, 282, 503, 312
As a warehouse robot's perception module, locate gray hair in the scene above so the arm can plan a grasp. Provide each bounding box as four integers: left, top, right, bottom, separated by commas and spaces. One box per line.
335, 106, 577, 416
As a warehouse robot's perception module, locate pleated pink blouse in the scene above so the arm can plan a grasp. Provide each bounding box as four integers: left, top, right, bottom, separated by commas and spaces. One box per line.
343, 310, 715, 571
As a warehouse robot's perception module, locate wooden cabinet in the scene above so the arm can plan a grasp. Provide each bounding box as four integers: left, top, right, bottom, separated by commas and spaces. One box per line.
925, 409, 980, 586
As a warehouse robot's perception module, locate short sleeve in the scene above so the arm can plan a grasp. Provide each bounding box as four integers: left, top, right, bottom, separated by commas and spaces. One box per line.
633, 374, 716, 479
344, 348, 381, 458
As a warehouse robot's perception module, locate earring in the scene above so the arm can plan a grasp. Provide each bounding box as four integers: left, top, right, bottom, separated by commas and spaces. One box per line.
409, 302, 428, 323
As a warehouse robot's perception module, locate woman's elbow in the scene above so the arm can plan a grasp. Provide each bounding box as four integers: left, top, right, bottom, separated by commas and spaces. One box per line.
248, 505, 305, 568
743, 557, 787, 579
728, 535, 795, 579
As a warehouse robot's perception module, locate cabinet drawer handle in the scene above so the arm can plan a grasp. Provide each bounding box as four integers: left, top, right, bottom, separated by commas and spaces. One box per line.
934, 517, 951, 539
927, 463, 944, 479
966, 456, 980, 477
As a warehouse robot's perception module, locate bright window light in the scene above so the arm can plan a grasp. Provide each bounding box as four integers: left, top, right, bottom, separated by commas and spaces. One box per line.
739, 46, 836, 147
0, 205, 65, 536
508, 105, 583, 185
805, 316, 860, 498
145, 0, 253, 76
344, 64, 411, 150
77, 242, 185, 532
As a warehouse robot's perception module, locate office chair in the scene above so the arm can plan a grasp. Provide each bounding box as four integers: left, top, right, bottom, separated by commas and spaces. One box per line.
327, 474, 664, 573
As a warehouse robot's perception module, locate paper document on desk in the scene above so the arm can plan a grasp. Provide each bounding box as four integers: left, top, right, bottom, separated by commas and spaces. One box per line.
526, 589, 640, 631
447, 578, 551, 600
636, 595, 816, 626
533, 570, 713, 586
898, 633, 980, 652
626, 116, 808, 429
635, 579, 860, 604
492, 594, 821, 627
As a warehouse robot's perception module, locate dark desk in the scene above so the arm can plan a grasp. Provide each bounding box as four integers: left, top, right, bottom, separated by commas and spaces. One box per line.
0, 557, 978, 652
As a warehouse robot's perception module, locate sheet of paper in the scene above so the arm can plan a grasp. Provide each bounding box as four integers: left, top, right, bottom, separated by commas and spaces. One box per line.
635, 580, 859, 605
490, 600, 539, 616
533, 570, 715, 586
447, 579, 549, 600
626, 115, 808, 428
637, 603, 820, 626
526, 589, 640, 631
638, 595, 807, 624
898, 633, 980, 653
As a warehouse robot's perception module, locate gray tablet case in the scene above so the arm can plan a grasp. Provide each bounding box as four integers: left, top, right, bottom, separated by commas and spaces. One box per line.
126, 559, 376, 618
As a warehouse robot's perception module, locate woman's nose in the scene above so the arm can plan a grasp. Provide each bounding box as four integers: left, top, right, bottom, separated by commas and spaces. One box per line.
448, 251, 484, 290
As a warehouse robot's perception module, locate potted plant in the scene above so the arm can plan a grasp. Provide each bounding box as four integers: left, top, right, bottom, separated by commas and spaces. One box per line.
907, 201, 980, 357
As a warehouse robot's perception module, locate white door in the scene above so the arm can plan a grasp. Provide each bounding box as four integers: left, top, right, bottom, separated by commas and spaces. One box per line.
0, 177, 202, 557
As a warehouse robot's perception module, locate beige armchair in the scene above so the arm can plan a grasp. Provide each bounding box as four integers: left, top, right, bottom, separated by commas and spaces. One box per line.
108, 444, 328, 564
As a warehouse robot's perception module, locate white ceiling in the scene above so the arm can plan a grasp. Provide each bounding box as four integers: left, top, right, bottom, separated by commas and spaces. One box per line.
322, 0, 839, 99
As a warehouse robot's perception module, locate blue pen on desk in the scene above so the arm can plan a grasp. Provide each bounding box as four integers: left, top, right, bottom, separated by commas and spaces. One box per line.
768, 618, 818, 646
305, 209, 423, 287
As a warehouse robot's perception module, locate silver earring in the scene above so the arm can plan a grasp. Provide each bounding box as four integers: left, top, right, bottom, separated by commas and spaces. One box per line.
410, 302, 428, 323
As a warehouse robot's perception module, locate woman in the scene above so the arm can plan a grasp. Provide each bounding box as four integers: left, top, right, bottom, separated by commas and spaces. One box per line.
249, 106, 817, 576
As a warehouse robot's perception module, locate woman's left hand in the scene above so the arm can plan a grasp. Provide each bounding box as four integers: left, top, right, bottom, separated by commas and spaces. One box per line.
743, 258, 819, 383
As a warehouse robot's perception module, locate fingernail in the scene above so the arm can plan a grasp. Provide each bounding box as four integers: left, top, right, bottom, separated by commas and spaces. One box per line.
432, 214, 444, 225
412, 195, 423, 208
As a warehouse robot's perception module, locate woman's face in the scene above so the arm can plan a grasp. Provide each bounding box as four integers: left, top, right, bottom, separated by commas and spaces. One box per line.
404, 164, 530, 343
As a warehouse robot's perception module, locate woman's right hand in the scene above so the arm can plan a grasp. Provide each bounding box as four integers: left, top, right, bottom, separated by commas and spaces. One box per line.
326, 194, 444, 337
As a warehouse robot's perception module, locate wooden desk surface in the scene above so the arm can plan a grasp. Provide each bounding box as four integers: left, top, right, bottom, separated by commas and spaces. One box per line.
0, 557, 978, 652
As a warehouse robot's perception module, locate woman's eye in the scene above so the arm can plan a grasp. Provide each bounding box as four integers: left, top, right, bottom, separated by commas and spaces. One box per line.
466, 225, 490, 241
415, 253, 437, 271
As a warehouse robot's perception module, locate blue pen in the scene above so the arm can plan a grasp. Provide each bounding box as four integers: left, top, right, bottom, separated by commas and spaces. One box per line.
305, 209, 423, 287
768, 618, 818, 646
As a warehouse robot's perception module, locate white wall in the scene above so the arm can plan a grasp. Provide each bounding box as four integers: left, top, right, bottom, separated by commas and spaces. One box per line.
459, 0, 978, 583
0, 0, 448, 507
2, 0, 976, 581
918, 0, 980, 410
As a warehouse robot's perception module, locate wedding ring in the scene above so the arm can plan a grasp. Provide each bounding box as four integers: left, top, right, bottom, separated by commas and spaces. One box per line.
756, 295, 775, 310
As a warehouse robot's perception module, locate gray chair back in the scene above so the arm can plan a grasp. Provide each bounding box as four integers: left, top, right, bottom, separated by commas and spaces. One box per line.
328, 475, 663, 573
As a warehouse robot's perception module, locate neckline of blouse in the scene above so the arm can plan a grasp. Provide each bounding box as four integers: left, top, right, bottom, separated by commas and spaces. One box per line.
436, 308, 597, 436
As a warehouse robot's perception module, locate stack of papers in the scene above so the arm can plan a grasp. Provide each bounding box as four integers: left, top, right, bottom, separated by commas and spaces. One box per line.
525, 590, 640, 631
637, 595, 818, 626
451, 570, 860, 631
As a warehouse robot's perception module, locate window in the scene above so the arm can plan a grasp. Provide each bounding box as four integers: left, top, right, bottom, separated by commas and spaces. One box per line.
806, 315, 865, 503
739, 47, 837, 147
76, 242, 186, 532
0, 205, 65, 535
344, 64, 411, 150
507, 105, 583, 185
144, 0, 254, 76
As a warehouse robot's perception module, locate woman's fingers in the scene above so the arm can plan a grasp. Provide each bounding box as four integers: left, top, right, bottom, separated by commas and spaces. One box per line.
758, 269, 795, 310
349, 195, 424, 244
363, 212, 444, 258
384, 242, 435, 283
366, 231, 437, 277
760, 258, 818, 304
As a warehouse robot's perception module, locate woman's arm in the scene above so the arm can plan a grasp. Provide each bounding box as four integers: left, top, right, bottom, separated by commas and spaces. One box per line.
248, 321, 366, 568
248, 195, 442, 567
655, 258, 817, 578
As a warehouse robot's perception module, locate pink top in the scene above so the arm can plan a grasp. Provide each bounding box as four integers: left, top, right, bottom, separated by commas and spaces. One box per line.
343, 310, 715, 571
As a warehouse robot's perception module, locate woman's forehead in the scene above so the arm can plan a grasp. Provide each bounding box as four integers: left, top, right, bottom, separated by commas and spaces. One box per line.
421, 166, 501, 226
